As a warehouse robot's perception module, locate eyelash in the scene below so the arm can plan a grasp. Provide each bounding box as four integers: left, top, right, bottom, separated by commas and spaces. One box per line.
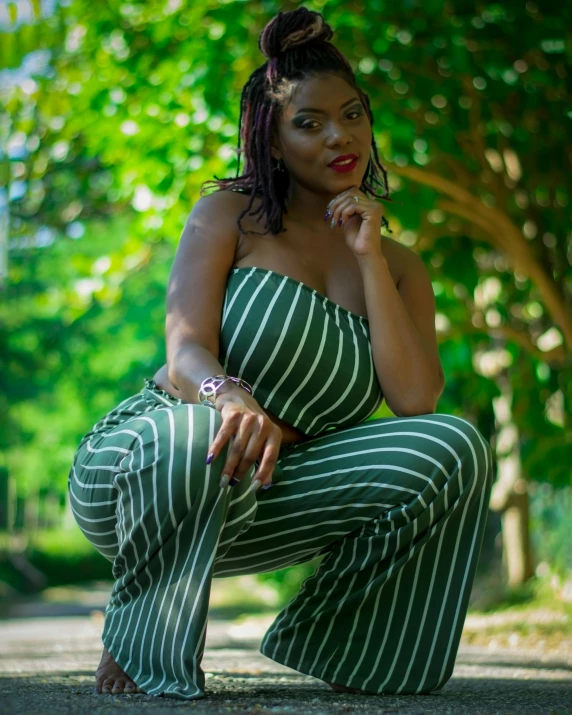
300, 111, 363, 130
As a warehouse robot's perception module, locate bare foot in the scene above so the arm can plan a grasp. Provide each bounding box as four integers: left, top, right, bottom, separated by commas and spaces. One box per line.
94, 647, 141, 694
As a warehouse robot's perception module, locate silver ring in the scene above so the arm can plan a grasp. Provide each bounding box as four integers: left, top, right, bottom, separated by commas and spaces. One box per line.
353, 195, 359, 203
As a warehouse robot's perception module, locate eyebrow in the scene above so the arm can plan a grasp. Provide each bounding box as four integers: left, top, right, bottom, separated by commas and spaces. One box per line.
294, 97, 361, 115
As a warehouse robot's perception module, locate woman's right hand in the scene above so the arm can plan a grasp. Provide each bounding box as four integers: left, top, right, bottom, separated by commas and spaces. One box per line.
206, 386, 283, 491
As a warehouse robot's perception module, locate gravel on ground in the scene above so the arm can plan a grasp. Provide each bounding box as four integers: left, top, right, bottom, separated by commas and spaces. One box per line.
0, 582, 570, 715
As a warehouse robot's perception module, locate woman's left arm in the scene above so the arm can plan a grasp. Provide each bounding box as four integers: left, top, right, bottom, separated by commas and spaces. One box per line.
357, 251, 445, 417
326, 186, 445, 417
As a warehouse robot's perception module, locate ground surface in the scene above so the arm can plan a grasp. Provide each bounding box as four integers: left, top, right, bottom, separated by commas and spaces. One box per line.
0, 581, 570, 715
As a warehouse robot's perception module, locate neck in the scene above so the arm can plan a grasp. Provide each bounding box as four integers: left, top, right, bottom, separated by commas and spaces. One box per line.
283, 180, 339, 231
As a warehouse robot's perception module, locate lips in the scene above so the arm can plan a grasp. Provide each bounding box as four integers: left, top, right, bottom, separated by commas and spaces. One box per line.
329, 156, 358, 173
328, 153, 359, 167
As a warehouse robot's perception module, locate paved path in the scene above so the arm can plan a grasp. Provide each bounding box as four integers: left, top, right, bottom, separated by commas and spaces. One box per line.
0, 588, 570, 714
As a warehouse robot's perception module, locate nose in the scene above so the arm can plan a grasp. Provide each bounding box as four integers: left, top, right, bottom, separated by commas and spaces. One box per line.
325, 121, 353, 147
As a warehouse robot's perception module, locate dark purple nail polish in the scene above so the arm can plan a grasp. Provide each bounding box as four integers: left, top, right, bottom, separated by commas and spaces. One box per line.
338, 218, 342, 227
229, 477, 240, 487
324, 210, 331, 220
205, 452, 214, 464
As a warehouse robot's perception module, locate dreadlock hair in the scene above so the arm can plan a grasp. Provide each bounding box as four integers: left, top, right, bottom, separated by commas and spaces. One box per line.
201, 7, 393, 237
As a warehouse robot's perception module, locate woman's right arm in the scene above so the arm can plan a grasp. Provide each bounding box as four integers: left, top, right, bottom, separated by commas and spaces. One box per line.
165, 191, 244, 403
164, 192, 283, 488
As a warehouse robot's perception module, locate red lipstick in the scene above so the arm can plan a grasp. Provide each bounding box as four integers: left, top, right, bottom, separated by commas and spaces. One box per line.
328, 156, 358, 173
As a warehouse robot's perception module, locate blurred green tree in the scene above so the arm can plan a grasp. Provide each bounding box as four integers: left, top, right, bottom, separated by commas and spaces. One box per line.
1, 0, 570, 587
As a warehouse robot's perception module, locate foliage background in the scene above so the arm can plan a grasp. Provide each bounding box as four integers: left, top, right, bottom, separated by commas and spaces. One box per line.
0, 0, 570, 592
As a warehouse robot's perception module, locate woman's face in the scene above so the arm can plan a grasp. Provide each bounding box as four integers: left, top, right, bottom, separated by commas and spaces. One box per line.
271, 72, 372, 196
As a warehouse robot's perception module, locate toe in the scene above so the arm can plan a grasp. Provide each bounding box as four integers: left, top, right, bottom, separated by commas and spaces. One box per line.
111, 678, 126, 694
102, 676, 115, 694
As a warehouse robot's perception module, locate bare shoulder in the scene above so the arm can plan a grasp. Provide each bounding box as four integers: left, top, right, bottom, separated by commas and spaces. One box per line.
198, 190, 266, 234
199, 189, 262, 212
192, 190, 250, 227
380, 236, 424, 287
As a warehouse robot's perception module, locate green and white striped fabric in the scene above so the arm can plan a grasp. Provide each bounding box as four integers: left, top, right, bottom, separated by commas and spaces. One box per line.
69, 266, 493, 700
221, 267, 384, 436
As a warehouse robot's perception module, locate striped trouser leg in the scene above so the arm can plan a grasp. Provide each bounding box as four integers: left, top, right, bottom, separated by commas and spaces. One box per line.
69, 397, 263, 701
214, 413, 494, 695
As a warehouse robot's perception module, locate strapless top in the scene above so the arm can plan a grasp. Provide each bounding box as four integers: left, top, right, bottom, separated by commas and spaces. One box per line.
219, 266, 384, 437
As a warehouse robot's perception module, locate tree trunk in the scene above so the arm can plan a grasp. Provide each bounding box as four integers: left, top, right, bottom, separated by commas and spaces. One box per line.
489, 372, 535, 586
502, 486, 534, 586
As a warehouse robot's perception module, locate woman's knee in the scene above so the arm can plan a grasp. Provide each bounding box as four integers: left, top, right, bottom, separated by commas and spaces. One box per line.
118, 404, 228, 505
438, 415, 493, 491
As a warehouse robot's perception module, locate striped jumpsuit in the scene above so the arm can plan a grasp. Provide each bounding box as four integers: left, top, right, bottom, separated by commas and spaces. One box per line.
69, 266, 494, 700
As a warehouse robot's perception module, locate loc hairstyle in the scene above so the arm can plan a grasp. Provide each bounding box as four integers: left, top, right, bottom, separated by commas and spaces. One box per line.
201, 7, 393, 236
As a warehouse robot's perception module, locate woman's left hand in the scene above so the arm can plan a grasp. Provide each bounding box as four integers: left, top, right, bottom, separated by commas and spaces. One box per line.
325, 186, 384, 259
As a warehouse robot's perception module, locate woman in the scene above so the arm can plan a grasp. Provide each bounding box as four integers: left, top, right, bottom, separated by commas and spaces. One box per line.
69, 8, 494, 700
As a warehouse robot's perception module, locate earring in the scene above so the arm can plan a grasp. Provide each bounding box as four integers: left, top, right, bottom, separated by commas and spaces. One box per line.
273, 158, 285, 173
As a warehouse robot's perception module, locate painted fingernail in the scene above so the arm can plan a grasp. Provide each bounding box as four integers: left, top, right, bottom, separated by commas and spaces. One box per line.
219, 474, 231, 488
229, 477, 240, 487
324, 210, 331, 220
262, 482, 274, 490
205, 452, 214, 464
338, 218, 343, 227
330, 217, 335, 229
249, 478, 262, 492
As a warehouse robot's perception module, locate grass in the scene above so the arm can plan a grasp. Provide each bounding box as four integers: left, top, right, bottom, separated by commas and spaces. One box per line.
0, 526, 112, 594
462, 574, 572, 654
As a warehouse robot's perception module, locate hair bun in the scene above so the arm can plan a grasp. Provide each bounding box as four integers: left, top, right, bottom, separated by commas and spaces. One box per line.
259, 8, 334, 60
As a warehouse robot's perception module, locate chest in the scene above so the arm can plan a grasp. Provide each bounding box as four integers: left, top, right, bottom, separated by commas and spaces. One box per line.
234, 218, 402, 319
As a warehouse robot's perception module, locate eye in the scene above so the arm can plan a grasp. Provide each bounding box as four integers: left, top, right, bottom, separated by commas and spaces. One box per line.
300, 110, 363, 130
